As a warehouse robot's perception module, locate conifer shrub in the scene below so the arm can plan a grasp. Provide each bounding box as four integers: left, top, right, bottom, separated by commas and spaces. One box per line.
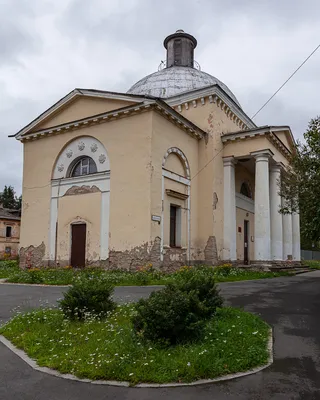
132, 275, 223, 345
132, 285, 204, 345
59, 279, 115, 321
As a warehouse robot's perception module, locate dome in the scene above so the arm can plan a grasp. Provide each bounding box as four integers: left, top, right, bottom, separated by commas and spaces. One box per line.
127, 66, 241, 107
127, 29, 241, 107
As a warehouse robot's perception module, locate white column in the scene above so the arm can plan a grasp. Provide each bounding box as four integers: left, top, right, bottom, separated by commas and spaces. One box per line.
100, 191, 110, 259
270, 164, 283, 260
223, 157, 237, 260
292, 212, 301, 261
49, 197, 58, 261
282, 213, 293, 260
252, 150, 272, 261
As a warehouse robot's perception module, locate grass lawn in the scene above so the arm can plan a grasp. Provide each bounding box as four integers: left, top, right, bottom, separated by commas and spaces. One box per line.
0, 305, 270, 384
303, 260, 320, 270
0, 260, 19, 279
0, 261, 292, 286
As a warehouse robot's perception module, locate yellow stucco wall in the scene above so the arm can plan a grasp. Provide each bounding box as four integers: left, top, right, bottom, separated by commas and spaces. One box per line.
274, 131, 293, 152
164, 153, 186, 177
150, 112, 199, 259
32, 96, 135, 131
223, 136, 289, 166
21, 111, 153, 262
19, 91, 294, 267
176, 101, 241, 260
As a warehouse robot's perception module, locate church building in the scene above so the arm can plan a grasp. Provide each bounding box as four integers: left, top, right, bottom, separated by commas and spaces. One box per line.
12, 30, 300, 269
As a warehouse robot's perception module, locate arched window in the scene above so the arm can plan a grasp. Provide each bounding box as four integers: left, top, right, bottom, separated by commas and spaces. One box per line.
240, 182, 252, 199
70, 157, 97, 177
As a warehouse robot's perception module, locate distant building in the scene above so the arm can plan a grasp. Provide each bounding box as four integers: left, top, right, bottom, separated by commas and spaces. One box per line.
0, 207, 20, 259
12, 30, 300, 269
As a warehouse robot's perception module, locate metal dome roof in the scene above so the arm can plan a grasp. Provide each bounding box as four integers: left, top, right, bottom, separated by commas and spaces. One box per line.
127, 66, 241, 107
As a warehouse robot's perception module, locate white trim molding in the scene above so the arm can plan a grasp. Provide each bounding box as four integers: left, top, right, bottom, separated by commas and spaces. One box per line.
50, 137, 111, 263
52, 136, 110, 179
50, 173, 110, 263
235, 192, 254, 213
161, 147, 191, 262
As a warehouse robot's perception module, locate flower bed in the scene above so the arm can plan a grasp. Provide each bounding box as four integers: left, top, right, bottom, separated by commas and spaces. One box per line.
0, 305, 270, 384
1, 262, 291, 286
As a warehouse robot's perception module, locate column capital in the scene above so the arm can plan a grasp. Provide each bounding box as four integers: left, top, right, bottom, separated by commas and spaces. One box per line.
250, 149, 274, 161
223, 156, 237, 167
270, 162, 285, 173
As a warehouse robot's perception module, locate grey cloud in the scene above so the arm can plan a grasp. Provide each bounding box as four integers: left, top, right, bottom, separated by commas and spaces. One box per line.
1, 0, 320, 194
1, 0, 43, 66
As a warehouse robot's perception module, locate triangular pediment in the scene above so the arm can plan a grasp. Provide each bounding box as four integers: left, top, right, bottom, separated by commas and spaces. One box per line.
14, 89, 147, 138
272, 129, 296, 152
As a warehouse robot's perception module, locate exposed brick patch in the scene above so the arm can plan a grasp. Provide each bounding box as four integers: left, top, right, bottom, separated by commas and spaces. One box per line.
204, 236, 218, 265
212, 192, 218, 210
162, 247, 187, 272
108, 237, 161, 271
19, 242, 46, 269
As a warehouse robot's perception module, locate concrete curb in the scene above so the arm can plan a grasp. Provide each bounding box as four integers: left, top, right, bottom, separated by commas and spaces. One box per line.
0, 328, 273, 388
0, 279, 70, 287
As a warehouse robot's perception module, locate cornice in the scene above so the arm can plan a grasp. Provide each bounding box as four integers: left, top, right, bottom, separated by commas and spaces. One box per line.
165, 85, 256, 131
12, 89, 150, 140
18, 101, 204, 143
221, 128, 292, 159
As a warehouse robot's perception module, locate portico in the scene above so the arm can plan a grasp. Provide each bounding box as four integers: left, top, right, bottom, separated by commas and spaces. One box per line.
222, 126, 300, 264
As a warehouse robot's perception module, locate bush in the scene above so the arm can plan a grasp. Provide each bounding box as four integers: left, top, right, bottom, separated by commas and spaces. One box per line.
59, 278, 116, 321
133, 285, 204, 345
0, 260, 18, 269
213, 264, 233, 277
173, 273, 223, 319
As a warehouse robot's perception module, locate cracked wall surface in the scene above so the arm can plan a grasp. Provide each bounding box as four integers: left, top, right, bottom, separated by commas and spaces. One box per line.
19, 242, 46, 268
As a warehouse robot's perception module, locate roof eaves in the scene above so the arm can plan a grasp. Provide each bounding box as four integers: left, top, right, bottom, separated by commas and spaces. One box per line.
154, 99, 206, 138
19, 101, 148, 139
166, 84, 256, 129
10, 89, 155, 140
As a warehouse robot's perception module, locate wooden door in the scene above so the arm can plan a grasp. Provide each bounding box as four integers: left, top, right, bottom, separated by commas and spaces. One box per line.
244, 220, 249, 265
71, 224, 86, 268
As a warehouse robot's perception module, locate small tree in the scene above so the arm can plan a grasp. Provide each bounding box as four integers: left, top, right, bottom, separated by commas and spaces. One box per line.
280, 116, 320, 247
0, 186, 16, 209
0, 186, 21, 210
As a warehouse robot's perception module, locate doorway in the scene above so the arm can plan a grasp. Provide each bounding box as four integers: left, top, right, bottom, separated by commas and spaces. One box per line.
244, 220, 249, 265
71, 223, 86, 268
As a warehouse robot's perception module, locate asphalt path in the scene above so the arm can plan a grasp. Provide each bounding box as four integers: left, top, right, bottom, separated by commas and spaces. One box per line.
0, 272, 320, 399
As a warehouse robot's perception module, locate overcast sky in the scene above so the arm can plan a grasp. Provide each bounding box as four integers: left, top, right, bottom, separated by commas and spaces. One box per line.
1, 0, 320, 195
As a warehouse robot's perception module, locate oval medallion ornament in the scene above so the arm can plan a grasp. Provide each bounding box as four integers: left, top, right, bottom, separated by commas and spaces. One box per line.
98, 154, 106, 164
57, 164, 64, 172
66, 149, 73, 158
90, 143, 98, 153
78, 141, 85, 151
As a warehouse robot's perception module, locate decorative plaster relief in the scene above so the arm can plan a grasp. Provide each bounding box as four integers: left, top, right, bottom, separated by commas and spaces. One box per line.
66, 149, 73, 158
64, 185, 101, 196
78, 141, 85, 151
53, 136, 110, 179
90, 143, 98, 153
57, 164, 64, 172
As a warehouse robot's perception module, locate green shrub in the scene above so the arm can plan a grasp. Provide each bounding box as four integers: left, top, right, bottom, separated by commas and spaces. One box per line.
213, 264, 233, 276
59, 278, 116, 321
132, 285, 205, 345
173, 273, 223, 319
0, 260, 18, 269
